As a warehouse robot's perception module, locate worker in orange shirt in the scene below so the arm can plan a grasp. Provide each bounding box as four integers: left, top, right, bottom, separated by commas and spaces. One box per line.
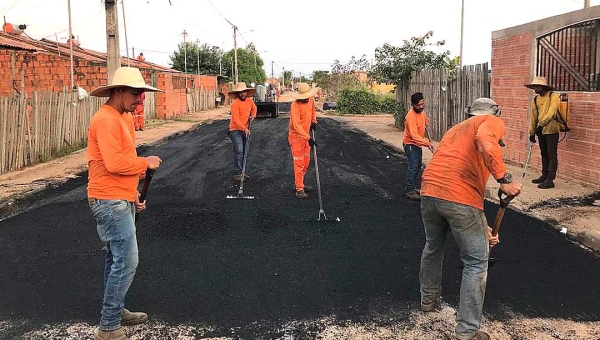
418, 98, 522, 340
228, 82, 257, 182
87, 67, 163, 340
403, 92, 433, 200
133, 92, 145, 131
136, 52, 145, 62
289, 83, 317, 199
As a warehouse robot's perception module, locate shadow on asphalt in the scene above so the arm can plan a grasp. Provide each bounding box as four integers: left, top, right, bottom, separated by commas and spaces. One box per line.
1, 118, 599, 337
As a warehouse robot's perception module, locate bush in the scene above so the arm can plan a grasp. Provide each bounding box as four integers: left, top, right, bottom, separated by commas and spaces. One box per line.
337, 89, 404, 116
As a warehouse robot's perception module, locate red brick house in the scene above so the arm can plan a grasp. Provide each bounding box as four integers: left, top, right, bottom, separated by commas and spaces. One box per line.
0, 31, 217, 119
492, 7, 600, 186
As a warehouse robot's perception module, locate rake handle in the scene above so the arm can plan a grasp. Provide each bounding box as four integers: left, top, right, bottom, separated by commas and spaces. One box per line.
135, 168, 156, 223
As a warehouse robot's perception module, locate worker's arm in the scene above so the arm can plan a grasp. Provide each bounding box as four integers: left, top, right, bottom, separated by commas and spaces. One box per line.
311, 97, 317, 124
475, 117, 507, 180
537, 92, 560, 128
95, 117, 148, 175
528, 97, 539, 136
250, 100, 257, 119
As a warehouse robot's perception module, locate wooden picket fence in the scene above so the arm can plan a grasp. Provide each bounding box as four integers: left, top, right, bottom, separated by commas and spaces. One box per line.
398, 63, 489, 140
187, 88, 217, 113
0, 91, 103, 175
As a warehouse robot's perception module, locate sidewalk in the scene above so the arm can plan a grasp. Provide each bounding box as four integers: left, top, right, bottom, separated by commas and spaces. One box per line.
328, 114, 600, 252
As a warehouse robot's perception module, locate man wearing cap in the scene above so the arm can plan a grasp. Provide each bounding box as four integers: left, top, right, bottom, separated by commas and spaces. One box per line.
289, 82, 317, 199
403, 92, 434, 200
525, 76, 560, 189
418, 98, 522, 340
228, 82, 257, 182
88, 66, 163, 340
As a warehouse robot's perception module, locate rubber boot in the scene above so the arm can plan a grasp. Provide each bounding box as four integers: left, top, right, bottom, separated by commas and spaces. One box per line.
532, 175, 546, 184
538, 178, 555, 189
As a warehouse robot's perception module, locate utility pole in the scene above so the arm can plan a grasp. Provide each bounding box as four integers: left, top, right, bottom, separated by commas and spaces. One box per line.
67, 0, 74, 93
584, 0, 590, 8
282, 67, 285, 89
271, 61, 274, 79
459, 0, 464, 68
182, 30, 188, 89
196, 39, 200, 74
233, 26, 238, 84
105, 0, 121, 84
121, 0, 130, 66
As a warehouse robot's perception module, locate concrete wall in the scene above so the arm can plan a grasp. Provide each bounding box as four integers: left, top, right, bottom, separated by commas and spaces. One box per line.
492, 7, 600, 186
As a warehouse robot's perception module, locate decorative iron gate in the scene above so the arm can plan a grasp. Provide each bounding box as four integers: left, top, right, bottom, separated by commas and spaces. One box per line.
537, 19, 599, 91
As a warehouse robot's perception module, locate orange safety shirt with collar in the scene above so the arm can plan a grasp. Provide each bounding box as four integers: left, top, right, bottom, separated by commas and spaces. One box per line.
229, 98, 257, 131
403, 109, 430, 147
87, 105, 148, 202
289, 100, 316, 140
421, 114, 507, 210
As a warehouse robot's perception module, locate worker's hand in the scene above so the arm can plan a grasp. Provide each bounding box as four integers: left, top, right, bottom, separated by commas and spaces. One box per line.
249, 115, 255, 122
488, 227, 500, 249
146, 156, 162, 170
245, 129, 251, 138
529, 135, 536, 143
427, 142, 435, 153
500, 181, 522, 197
308, 138, 318, 148
310, 122, 317, 131
135, 191, 146, 213
535, 125, 543, 134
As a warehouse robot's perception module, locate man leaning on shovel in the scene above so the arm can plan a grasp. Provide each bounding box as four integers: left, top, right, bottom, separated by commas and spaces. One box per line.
228, 82, 257, 182
418, 98, 522, 340
87, 67, 163, 340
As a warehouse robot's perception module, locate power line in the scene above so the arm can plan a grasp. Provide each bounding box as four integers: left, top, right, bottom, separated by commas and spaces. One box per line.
204, 0, 234, 27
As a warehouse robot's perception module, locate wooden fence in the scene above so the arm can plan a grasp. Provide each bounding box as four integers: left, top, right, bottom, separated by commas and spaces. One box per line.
187, 88, 217, 113
398, 63, 489, 140
0, 91, 103, 175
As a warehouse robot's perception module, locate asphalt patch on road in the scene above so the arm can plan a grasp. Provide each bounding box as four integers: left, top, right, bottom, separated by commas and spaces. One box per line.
1, 117, 599, 338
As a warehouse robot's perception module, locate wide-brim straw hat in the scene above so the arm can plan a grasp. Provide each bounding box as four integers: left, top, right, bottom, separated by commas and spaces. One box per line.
228, 82, 256, 99
524, 76, 554, 90
90, 67, 163, 97
464, 97, 500, 116
291, 83, 314, 100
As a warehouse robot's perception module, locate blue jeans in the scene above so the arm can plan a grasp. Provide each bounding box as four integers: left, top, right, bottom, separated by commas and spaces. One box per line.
89, 198, 139, 331
404, 144, 423, 193
419, 196, 489, 339
229, 130, 247, 174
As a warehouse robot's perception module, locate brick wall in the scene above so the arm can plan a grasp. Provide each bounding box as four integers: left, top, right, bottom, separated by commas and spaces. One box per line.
492, 12, 600, 187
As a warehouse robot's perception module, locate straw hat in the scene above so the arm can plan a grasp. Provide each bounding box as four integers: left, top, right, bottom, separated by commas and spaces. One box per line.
90, 67, 162, 97
524, 76, 554, 90
228, 82, 256, 99
291, 83, 314, 100
465, 98, 501, 116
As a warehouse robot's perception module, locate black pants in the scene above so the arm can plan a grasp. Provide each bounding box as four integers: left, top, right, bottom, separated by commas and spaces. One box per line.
536, 132, 559, 180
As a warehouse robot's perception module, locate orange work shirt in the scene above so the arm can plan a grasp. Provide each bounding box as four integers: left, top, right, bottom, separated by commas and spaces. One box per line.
421, 115, 507, 210
403, 109, 430, 147
289, 99, 317, 140
87, 105, 148, 202
229, 98, 257, 131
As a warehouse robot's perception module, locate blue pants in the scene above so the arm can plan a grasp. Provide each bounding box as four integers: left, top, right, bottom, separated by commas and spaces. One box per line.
404, 144, 423, 193
420, 196, 489, 339
229, 130, 247, 175
89, 198, 139, 331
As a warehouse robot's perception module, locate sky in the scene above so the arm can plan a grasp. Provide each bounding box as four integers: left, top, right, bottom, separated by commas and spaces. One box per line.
3, 0, 599, 79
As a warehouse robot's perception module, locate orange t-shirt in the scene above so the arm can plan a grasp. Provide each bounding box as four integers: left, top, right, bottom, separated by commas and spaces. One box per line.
421, 115, 507, 210
87, 105, 148, 202
229, 98, 257, 131
289, 99, 316, 140
403, 109, 430, 147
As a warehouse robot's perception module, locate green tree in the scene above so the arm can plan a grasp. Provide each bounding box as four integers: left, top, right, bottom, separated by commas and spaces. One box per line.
220, 44, 267, 85
370, 31, 453, 88
311, 70, 329, 87
169, 42, 224, 75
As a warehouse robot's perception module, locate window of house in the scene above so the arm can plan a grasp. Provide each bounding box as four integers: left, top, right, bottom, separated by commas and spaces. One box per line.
536, 19, 599, 91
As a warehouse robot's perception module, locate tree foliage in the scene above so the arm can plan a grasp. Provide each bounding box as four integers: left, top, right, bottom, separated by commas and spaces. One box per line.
370, 31, 454, 88
220, 44, 267, 86
169, 42, 223, 75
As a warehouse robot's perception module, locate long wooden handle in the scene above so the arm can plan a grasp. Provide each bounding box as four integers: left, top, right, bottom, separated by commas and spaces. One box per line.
135, 168, 156, 223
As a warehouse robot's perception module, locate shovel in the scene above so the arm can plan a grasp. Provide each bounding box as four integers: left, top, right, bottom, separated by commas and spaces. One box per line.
488, 189, 516, 267
227, 119, 255, 200
135, 168, 157, 224
522, 141, 533, 178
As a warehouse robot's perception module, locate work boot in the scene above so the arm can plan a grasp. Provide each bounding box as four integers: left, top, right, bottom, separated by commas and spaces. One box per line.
420, 293, 440, 312
531, 175, 546, 184
538, 178, 555, 189
243, 174, 250, 180
95, 328, 128, 340
303, 185, 313, 192
121, 309, 148, 326
405, 190, 421, 201
234, 174, 242, 182
295, 190, 309, 199
455, 330, 490, 340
